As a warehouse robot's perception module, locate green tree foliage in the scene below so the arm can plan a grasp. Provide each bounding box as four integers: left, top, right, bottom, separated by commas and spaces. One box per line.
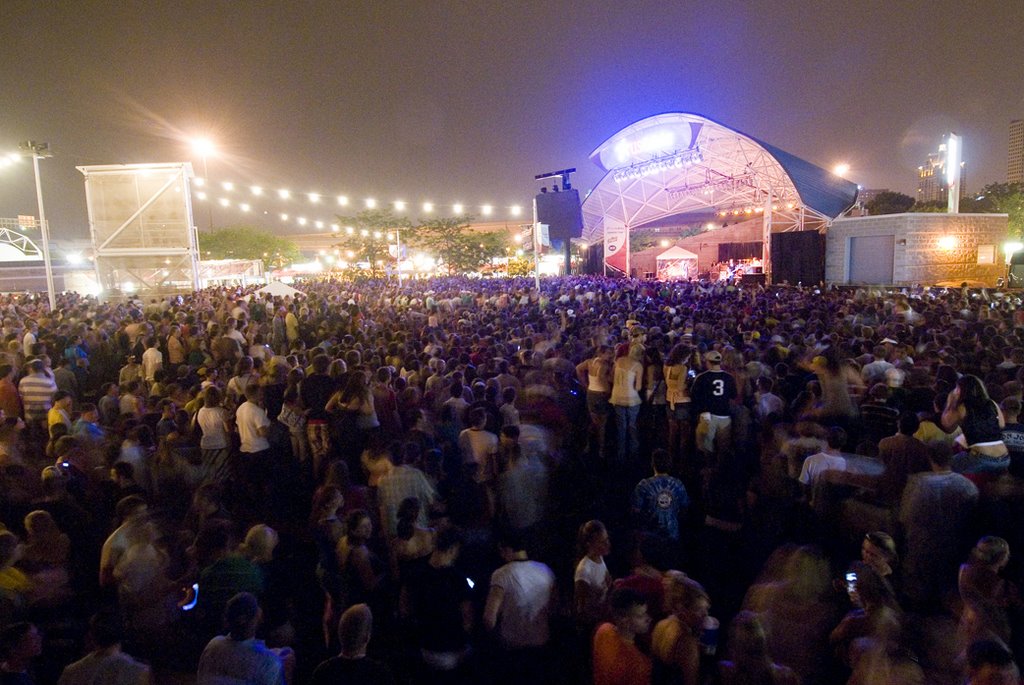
412, 216, 508, 274
909, 199, 948, 213
973, 183, 1024, 238
866, 191, 916, 215
198, 225, 300, 269
332, 208, 413, 266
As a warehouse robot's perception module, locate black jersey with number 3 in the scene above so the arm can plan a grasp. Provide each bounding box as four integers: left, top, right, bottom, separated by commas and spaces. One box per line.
691, 370, 737, 416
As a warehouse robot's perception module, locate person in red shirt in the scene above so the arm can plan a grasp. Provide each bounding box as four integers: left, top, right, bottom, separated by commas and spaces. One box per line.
593, 587, 653, 685
0, 364, 22, 420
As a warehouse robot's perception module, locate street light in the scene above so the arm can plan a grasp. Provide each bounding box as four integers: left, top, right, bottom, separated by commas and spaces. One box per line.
190, 137, 216, 229
19, 141, 56, 311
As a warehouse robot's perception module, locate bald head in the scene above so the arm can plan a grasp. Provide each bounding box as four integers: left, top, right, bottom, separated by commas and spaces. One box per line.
338, 603, 373, 657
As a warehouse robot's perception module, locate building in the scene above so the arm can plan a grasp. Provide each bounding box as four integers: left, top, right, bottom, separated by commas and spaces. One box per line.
1009, 119, 1024, 184
826, 213, 1008, 287
916, 137, 968, 204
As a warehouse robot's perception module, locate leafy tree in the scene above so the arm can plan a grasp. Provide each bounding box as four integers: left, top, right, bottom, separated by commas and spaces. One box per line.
909, 199, 947, 213
973, 183, 1024, 238
333, 208, 412, 267
866, 191, 916, 215
198, 225, 300, 269
506, 255, 534, 277
412, 216, 508, 274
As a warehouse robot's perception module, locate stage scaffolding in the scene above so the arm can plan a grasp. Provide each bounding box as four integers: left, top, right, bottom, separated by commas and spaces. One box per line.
77, 163, 200, 299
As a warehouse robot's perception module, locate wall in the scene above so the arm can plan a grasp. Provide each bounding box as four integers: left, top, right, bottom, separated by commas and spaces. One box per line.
826, 213, 1009, 286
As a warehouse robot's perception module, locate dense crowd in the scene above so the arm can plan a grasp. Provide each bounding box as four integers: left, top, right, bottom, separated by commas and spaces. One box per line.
0, 274, 1021, 685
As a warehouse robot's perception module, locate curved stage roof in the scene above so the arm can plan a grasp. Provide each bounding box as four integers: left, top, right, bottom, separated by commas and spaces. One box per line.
582, 113, 859, 243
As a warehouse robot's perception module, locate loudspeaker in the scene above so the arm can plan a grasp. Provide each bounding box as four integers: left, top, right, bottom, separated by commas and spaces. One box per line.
535, 189, 583, 240
741, 273, 766, 286
770, 232, 825, 285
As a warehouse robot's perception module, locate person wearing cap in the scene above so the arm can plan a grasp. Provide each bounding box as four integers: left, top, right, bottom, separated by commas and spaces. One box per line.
197, 592, 285, 685
691, 350, 737, 464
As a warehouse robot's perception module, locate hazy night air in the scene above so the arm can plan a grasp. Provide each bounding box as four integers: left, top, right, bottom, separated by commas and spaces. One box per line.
1, 0, 1022, 236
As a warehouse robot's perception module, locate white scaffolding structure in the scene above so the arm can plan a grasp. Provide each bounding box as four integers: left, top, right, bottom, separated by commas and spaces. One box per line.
77, 163, 199, 298
582, 113, 855, 282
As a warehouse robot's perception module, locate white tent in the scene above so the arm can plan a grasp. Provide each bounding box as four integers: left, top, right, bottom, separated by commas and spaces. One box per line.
656, 246, 699, 280
254, 280, 305, 298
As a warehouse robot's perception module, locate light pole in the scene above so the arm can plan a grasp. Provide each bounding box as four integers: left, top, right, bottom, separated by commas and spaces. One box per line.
19, 141, 56, 311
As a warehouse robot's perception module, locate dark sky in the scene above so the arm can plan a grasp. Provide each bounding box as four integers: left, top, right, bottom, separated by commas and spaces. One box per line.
2, 1, 1023, 239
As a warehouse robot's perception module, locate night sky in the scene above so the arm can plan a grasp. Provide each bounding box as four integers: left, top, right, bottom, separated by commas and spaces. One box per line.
2, 1, 1022, 239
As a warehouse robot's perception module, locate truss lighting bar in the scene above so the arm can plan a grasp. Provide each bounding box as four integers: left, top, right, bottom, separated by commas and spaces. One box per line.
613, 147, 704, 184
667, 171, 760, 200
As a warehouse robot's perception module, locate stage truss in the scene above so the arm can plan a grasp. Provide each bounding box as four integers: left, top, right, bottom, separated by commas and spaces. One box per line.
582, 113, 851, 281
78, 163, 199, 298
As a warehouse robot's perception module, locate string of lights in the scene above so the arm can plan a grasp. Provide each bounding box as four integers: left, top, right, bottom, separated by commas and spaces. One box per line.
190, 176, 528, 232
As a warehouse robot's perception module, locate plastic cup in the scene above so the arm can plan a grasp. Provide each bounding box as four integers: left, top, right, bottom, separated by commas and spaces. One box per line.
700, 616, 720, 656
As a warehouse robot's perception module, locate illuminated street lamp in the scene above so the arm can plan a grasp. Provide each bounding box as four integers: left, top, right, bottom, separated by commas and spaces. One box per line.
19, 141, 56, 311
832, 162, 850, 178
190, 137, 216, 229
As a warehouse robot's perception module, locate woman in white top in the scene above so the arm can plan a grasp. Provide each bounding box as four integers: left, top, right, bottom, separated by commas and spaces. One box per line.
609, 343, 644, 465
195, 386, 231, 485
576, 345, 614, 460
574, 519, 612, 629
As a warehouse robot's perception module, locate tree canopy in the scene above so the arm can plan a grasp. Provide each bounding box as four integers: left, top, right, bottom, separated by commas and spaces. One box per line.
198, 225, 300, 269
332, 208, 413, 266
412, 216, 508, 274
973, 183, 1024, 238
866, 191, 916, 215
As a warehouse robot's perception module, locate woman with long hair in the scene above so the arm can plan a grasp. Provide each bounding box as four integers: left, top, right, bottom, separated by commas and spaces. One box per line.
336, 509, 385, 611
195, 386, 231, 486
329, 371, 379, 471
610, 343, 644, 466
719, 611, 799, 685
942, 374, 1010, 482
576, 345, 614, 461
664, 343, 695, 466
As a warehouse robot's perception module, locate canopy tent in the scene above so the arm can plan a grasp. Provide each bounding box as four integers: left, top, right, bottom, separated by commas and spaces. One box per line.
655, 246, 698, 280
254, 280, 304, 298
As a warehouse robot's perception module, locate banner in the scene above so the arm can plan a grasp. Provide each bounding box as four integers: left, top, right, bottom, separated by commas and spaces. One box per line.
604, 220, 628, 274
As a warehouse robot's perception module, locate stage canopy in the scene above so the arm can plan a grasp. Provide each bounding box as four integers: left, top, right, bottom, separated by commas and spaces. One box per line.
581, 113, 859, 279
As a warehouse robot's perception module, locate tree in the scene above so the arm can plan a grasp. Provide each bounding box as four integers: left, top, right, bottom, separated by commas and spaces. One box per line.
909, 199, 947, 213
974, 183, 1024, 238
333, 208, 412, 268
866, 191, 916, 215
412, 216, 508, 274
198, 225, 300, 269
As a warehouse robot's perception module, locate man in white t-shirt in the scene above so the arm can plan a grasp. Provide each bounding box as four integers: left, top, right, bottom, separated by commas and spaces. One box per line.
798, 426, 848, 504
484, 530, 556, 682
235, 385, 274, 515
140, 337, 163, 383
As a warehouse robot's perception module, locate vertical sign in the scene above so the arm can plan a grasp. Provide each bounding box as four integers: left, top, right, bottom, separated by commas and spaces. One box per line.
604, 219, 628, 275
946, 132, 961, 214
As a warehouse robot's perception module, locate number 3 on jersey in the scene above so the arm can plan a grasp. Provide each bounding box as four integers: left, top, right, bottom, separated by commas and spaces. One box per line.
712, 379, 725, 396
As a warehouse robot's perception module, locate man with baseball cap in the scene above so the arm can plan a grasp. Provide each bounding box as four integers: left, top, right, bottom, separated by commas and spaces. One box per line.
691, 350, 737, 465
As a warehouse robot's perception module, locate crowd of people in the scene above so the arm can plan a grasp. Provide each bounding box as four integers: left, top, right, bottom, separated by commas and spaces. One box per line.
0, 274, 1020, 684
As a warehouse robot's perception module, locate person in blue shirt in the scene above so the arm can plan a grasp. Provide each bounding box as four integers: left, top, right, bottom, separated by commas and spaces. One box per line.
631, 448, 690, 542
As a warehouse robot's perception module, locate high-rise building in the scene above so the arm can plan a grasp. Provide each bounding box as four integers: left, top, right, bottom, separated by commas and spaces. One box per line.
1009, 120, 1024, 184
916, 137, 967, 204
